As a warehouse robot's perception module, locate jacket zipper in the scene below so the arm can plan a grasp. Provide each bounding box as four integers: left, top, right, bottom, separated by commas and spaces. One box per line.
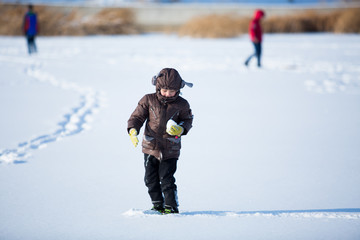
150, 107, 157, 120
157, 103, 168, 160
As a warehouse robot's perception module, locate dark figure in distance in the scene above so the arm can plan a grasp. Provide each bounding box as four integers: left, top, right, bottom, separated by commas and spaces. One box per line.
23, 4, 39, 55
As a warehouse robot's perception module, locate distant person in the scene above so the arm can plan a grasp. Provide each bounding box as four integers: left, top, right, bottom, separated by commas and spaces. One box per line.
127, 68, 193, 214
23, 4, 39, 55
245, 9, 265, 68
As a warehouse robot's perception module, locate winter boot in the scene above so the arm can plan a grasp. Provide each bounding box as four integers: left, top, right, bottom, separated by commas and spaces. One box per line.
164, 205, 179, 214
151, 203, 165, 213
244, 60, 249, 67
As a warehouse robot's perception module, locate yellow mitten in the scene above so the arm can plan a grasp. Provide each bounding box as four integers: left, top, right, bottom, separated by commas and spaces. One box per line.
129, 128, 139, 147
166, 120, 184, 137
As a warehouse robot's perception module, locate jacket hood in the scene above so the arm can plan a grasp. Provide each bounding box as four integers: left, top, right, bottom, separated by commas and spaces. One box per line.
155, 68, 183, 103
156, 68, 183, 91
254, 9, 265, 20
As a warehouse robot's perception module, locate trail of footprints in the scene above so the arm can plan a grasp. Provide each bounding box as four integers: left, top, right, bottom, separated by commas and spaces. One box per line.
0, 64, 104, 164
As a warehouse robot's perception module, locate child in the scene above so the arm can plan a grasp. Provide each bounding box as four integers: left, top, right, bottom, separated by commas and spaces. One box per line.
127, 68, 193, 214
23, 4, 39, 55
245, 9, 265, 67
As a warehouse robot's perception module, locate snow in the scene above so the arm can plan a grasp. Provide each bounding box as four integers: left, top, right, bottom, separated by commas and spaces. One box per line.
123, 208, 360, 219
0, 33, 360, 239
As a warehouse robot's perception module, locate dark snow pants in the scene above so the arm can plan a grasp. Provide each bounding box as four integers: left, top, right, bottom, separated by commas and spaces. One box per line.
26, 35, 37, 54
144, 154, 178, 208
245, 42, 262, 67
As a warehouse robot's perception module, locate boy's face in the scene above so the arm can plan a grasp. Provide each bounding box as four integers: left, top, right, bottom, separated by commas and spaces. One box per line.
160, 89, 177, 98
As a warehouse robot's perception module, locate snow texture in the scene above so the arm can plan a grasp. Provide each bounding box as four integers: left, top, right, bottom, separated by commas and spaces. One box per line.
124, 208, 360, 219
1, 34, 360, 240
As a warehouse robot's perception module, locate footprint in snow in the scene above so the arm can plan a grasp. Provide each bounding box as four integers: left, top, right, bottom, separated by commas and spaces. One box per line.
0, 64, 105, 164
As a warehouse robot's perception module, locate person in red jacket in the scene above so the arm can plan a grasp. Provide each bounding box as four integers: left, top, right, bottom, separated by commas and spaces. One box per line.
245, 9, 265, 67
23, 4, 39, 55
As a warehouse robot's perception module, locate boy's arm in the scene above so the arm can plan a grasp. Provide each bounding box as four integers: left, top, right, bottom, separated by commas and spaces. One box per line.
127, 95, 149, 134
249, 21, 259, 43
178, 104, 193, 136
23, 15, 28, 34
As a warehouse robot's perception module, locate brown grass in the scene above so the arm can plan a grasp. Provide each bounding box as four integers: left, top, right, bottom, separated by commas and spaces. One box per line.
80, 8, 137, 35
264, 11, 321, 33
263, 10, 342, 33
333, 8, 360, 33
0, 4, 139, 36
179, 8, 360, 38
178, 14, 250, 38
1, 4, 359, 37
0, 4, 25, 35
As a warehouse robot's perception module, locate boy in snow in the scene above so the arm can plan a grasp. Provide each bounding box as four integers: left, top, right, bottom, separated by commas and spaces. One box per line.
127, 68, 193, 214
245, 9, 265, 67
23, 4, 39, 55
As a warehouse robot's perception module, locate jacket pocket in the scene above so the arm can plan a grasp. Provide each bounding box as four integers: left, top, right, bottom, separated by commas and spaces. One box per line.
166, 137, 181, 151
142, 135, 156, 150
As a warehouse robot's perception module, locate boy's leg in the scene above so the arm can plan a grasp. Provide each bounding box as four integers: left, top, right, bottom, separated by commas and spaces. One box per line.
255, 43, 262, 67
245, 42, 257, 66
32, 37, 37, 53
244, 54, 252, 66
26, 36, 32, 54
159, 158, 178, 209
27, 36, 37, 54
144, 154, 164, 205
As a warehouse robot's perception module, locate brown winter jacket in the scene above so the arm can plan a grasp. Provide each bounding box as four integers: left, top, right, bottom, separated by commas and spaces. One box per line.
128, 68, 193, 161
128, 93, 193, 161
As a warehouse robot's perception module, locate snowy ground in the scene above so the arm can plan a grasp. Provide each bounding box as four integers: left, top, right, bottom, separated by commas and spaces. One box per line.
1, 33, 360, 239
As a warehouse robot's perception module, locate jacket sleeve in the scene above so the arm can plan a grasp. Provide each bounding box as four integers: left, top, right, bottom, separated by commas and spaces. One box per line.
249, 20, 260, 42
178, 101, 193, 136
127, 95, 149, 134
23, 15, 29, 34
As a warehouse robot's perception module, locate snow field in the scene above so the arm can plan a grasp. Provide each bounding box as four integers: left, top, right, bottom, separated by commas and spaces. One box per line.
0, 34, 360, 239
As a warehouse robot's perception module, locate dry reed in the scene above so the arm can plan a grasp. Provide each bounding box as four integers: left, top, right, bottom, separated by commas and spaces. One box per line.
0, 4, 138, 36
179, 8, 360, 38
178, 14, 250, 38
1, 4, 359, 37
333, 8, 360, 33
